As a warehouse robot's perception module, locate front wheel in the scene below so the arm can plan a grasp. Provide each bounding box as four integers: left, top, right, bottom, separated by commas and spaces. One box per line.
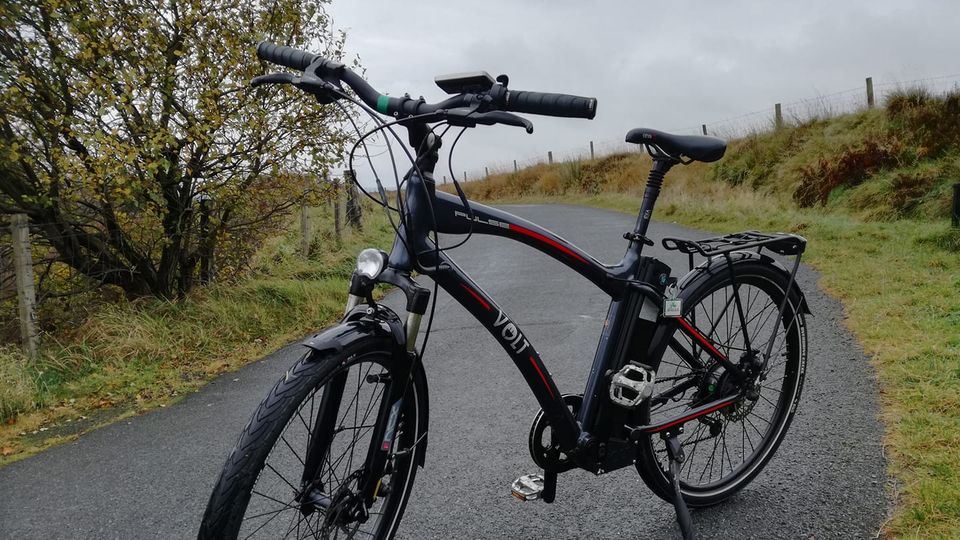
199, 346, 427, 539
634, 260, 807, 507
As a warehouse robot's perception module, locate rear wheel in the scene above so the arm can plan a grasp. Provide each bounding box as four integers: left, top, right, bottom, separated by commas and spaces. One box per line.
635, 261, 806, 507
199, 347, 427, 539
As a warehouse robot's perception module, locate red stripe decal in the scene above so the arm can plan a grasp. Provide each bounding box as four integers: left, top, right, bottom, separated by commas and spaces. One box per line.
509, 224, 589, 264
648, 396, 740, 433
460, 283, 491, 311
529, 356, 555, 399
676, 317, 728, 362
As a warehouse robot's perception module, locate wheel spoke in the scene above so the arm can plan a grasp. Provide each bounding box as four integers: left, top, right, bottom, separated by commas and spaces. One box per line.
225, 354, 415, 539
641, 273, 803, 495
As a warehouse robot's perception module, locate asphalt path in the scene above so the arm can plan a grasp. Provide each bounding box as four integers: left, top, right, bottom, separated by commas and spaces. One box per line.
0, 204, 889, 539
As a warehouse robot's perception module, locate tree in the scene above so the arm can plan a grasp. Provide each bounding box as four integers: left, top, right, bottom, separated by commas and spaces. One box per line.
0, 0, 352, 298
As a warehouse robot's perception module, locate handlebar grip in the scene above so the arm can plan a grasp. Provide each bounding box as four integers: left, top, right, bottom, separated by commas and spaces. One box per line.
256, 41, 319, 71
505, 90, 597, 119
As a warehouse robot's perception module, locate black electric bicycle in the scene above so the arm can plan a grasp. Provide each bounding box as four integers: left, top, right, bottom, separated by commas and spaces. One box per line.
199, 42, 810, 540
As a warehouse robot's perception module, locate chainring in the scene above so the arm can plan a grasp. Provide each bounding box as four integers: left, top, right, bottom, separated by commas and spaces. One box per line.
528, 394, 582, 469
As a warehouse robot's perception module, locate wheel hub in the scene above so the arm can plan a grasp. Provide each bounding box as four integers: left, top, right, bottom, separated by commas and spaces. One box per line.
298, 471, 370, 528
697, 350, 764, 421
321, 481, 372, 530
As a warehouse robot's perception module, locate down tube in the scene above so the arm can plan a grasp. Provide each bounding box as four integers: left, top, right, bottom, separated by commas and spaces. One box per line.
432, 253, 580, 451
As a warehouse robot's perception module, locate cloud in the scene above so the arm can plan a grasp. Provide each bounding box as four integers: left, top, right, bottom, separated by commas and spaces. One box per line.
325, 0, 960, 183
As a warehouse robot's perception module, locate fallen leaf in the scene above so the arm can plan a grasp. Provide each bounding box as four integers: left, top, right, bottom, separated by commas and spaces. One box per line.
5, 417, 15, 425
1, 447, 16, 456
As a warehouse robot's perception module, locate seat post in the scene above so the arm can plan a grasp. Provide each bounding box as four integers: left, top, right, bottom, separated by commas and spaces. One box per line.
629, 158, 675, 252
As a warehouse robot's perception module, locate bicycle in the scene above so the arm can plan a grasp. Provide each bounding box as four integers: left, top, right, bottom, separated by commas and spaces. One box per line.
199, 42, 810, 540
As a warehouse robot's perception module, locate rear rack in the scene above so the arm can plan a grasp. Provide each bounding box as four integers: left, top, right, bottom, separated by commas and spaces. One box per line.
661, 231, 806, 258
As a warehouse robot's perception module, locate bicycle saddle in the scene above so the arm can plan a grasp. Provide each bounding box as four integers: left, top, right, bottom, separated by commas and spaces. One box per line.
625, 128, 726, 163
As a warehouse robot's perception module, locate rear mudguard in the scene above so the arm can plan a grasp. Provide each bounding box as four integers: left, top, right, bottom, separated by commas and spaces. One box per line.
677, 251, 811, 315
642, 250, 810, 365
301, 303, 429, 467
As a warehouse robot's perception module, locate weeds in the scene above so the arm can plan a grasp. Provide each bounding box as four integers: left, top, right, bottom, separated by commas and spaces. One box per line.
795, 137, 903, 206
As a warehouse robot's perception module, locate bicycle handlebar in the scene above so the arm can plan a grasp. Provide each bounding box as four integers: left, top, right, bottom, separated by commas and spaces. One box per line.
503, 90, 596, 119
256, 41, 597, 121
256, 42, 318, 71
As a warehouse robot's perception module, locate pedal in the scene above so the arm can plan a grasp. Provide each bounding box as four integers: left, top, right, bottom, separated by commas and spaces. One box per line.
510, 474, 544, 501
609, 363, 656, 408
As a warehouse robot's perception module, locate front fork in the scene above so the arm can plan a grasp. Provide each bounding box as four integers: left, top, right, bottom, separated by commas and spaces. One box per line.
356, 308, 423, 508
338, 289, 425, 510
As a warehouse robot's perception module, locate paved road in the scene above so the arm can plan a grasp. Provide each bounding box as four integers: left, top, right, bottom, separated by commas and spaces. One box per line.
0, 205, 889, 539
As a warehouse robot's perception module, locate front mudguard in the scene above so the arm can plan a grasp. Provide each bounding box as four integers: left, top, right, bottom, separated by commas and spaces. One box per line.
300, 303, 429, 468
302, 304, 407, 357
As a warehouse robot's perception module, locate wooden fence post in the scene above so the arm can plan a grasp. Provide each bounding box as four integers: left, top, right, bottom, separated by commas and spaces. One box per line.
774, 103, 783, 130
952, 183, 960, 228
702, 124, 708, 135
485, 166, 489, 177
589, 141, 595, 160
344, 170, 362, 229
198, 196, 215, 283
548, 151, 553, 164
463, 171, 467, 181
300, 203, 310, 258
332, 177, 342, 245
513, 160, 518, 172
10, 214, 38, 358
866, 77, 875, 109
443, 175, 447, 184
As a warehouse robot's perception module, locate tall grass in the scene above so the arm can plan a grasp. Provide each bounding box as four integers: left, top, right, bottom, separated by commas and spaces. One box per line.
0, 346, 33, 421
0, 204, 395, 462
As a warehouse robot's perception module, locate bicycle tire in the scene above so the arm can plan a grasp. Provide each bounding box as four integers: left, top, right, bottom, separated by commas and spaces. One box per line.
634, 260, 807, 507
198, 346, 427, 539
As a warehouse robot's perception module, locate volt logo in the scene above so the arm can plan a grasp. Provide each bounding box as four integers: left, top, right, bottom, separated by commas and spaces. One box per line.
493, 310, 530, 354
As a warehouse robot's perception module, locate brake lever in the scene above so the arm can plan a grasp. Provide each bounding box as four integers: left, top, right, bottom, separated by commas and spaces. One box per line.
251, 62, 345, 105
251, 72, 296, 87
476, 111, 534, 134
443, 108, 534, 134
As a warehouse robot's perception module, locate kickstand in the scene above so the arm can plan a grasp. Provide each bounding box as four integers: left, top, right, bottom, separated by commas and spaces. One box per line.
663, 431, 695, 540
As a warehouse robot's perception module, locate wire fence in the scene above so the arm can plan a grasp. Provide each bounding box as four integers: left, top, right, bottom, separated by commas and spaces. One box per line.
441, 137, 638, 184
672, 72, 960, 137
449, 72, 960, 183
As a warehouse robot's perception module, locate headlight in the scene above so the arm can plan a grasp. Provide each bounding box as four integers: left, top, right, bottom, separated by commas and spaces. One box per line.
356, 248, 388, 279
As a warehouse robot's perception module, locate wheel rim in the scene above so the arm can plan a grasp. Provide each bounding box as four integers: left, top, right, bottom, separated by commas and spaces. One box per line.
647, 276, 803, 495
237, 356, 411, 539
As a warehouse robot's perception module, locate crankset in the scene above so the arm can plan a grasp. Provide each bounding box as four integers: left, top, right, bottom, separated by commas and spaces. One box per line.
528, 394, 582, 469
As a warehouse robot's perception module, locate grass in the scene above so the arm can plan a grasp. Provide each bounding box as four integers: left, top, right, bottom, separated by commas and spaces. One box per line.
446, 91, 960, 538
0, 204, 395, 464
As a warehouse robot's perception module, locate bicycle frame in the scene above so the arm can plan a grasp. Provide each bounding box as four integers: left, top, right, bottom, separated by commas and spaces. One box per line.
379, 158, 745, 472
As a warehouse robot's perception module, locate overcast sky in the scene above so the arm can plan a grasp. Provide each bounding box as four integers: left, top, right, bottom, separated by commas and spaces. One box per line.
326, 0, 959, 183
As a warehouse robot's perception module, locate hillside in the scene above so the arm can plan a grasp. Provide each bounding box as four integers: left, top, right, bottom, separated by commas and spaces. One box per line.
455, 88, 959, 223
445, 89, 960, 538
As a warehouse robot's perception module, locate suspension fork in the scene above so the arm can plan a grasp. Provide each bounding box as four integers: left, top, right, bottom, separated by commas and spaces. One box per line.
356, 311, 423, 506
301, 370, 348, 489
